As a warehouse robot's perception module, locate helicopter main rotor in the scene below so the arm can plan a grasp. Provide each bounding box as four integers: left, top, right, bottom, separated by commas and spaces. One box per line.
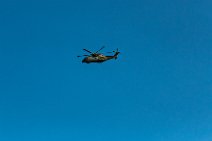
95, 46, 105, 54
78, 46, 105, 57
83, 49, 92, 54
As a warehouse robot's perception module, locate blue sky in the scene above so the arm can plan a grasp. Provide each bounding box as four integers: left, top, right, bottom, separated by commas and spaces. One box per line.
0, 0, 212, 141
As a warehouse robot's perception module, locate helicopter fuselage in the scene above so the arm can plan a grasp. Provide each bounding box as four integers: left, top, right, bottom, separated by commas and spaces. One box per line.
82, 55, 111, 63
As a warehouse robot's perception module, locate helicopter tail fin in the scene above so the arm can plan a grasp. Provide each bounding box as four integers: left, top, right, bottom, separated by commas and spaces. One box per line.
113, 49, 120, 60
114, 53, 119, 60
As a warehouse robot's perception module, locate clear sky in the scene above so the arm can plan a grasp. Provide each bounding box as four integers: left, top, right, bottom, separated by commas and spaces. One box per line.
0, 0, 212, 141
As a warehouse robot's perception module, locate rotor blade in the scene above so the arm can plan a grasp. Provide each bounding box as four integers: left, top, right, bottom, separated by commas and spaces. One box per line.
95, 46, 105, 53
83, 49, 93, 54
77, 55, 89, 57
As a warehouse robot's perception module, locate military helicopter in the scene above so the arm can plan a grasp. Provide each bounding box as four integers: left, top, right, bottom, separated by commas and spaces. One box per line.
77, 46, 120, 63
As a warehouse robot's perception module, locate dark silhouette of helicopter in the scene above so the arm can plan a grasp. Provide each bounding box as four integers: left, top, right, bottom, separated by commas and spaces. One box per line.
77, 46, 120, 63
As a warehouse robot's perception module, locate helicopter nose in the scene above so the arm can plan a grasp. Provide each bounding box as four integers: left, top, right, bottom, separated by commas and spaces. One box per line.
82, 59, 86, 63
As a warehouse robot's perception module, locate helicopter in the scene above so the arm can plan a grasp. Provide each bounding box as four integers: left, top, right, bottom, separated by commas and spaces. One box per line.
77, 46, 120, 63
